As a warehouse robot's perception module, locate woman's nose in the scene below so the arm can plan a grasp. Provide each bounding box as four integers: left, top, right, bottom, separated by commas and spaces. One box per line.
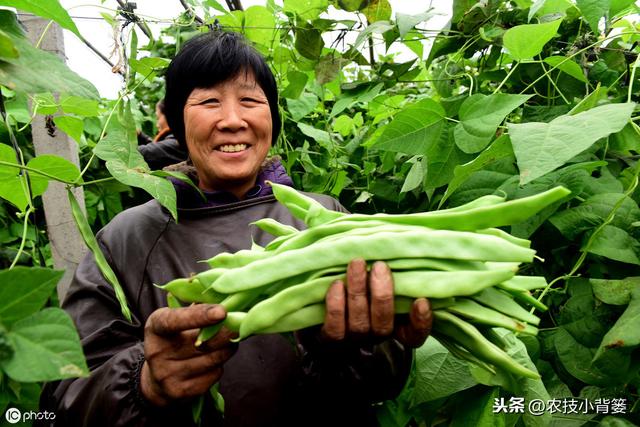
216, 103, 248, 131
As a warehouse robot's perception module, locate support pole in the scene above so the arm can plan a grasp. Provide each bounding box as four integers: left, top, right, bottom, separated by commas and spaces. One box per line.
20, 14, 87, 301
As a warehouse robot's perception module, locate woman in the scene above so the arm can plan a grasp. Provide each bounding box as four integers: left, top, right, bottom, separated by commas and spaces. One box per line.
40, 31, 432, 427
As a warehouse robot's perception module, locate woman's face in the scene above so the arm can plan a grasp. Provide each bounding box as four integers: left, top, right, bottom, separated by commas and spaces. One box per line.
183, 72, 273, 196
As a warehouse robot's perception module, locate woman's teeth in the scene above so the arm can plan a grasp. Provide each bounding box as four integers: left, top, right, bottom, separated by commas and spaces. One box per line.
217, 144, 247, 153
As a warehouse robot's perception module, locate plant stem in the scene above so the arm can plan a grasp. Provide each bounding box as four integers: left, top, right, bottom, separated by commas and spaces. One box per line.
10, 206, 34, 269
0, 160, 79, 184
493, 62, 519, 94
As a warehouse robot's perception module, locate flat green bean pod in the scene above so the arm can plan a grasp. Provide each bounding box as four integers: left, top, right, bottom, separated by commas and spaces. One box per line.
498, 276, 548, 292
322, 186, 571, 231
432, 311, 540, 379
471, 287, 540, 325
252, 218, 299, 237
210, 230, 535, 293
159, 277, 223, 304
446, 299, 538, 335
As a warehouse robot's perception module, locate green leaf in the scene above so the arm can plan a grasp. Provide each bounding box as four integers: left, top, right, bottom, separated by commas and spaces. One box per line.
412, 337, 478, 404
450, 387, 504, 427
554, 327, 615, 386
587, 225, 640, 265
400, 158, 424, 193
59, 95, 99, 117
332, 114, 354, 137
503, 19, 562, 60
441, 134, 513, 207
26, 154, 81, 194
297, 123, 332, 151
295, 25, 324, 60
354, 20, 395, 50
372, 98, 446, 155
591, 277, 640, 305
244, 6, 276, 47
544, 56, 588, 82
335, 0, 367, 11
0, 267, 62, 326
396, 10, 435, 37
576, 0, 610, 33
0, 0, 81, 37
0, 29, 18, 59
454, 93, 531, 153
1, 308, 88, 382
33, 92, 58, 115
594, 286, 640, 360
286, 92, 318, 121
0, 142, 17, 180
284, 0, 328, 20
129, 57, 170, 80
508, 103, 635, 184
363, 0, 391, 23
0, 11, 98, 98
528, 0, 572, 21
93, 103, 178, 220
0, 143, 29, 211
281, 70, 308, 99
53, 115, 84, 143
315, 55, 344, 85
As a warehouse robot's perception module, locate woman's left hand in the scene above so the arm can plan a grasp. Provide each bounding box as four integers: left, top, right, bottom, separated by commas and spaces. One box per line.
320, 259, 432, 348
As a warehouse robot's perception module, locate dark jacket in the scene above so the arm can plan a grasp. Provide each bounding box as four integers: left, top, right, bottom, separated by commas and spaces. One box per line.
137, 132, 188, 170
39, 165, 412, 427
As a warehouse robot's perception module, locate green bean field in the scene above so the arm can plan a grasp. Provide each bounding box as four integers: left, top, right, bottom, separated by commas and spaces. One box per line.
1, 0, 640, 425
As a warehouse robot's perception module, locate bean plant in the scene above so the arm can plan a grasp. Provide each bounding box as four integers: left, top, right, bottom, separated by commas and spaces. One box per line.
0, 0, 639, 425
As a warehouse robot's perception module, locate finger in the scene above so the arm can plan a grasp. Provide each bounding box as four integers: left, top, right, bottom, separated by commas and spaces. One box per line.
196, 326, 239, 352
396, 298, 432, 348
320, 280, 346, 341
147, 304, 226, 336
179, 347, 236, 379
346, 258, 370, 334
160, 366, 224, 401
369, 261, 394, 336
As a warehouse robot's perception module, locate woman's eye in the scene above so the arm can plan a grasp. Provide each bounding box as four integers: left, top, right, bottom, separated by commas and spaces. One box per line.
202, 98, 219, 104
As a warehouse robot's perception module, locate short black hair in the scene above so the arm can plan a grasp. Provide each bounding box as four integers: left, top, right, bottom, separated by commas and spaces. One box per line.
164, 31, 280, 148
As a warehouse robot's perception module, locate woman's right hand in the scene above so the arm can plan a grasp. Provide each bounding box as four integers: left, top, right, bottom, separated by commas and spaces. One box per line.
140, 304, 237, 407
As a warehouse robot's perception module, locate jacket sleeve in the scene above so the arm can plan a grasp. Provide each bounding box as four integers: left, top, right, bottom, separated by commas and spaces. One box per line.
39, 245, 197, 427
138, 137, 188, 171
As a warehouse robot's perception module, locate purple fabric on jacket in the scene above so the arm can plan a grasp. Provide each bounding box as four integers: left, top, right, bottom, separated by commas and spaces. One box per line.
170, 158, 294, 209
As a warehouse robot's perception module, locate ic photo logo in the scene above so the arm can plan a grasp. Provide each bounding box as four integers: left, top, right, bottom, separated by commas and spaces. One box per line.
4, 407, 56, 424
4, 408, 20, 424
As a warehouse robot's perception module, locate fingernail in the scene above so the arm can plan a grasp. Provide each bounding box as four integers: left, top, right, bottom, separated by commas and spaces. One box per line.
416, 299, 429, 318
372, 261, 388, 276
207, 305, 225, 321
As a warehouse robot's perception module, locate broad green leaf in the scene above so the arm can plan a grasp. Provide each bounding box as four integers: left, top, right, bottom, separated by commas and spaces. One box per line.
591, 277, 640, 305
0, 0, 80, 37
424, 124, 466, 191
33, 92, 58, 115
286, 92, 318, 121
594, 286, 640, 360
0, 29, 18, 58
400, 158, 424, 193
528, 0, 572, 21
0, 267, 62, 326
4, 90, 30, 123
332, 115, 354, 137
315, 55, 344, 85
331, 83, 384, 117
244, 6, 276, 47
577, 0, 610, 33
204, 0, 228, 13
363, 0, 391, 23
611, 122, 640, 153
1, 308, 88, 382
372, 98, 446, 155
503, 19, 562, 60
281, 70, 308, 99
129, 57, 170, 80
441, 134, 513, 207
295, 26, 323, 60
354, 20, 395, 50
554, 327, 616, 386
60, 95, 99, 117
53, 115, 84, 143
396, 10, 435, 37
298, 123, 332, 151
0, 142, 17, 180
508, 103, 635, 184
450, 387, 504, 427
587, 225, 640, 265
27, 154, 81, 184
544, 56, 588, 82
335, 0, 367, 11
412, 337, 477, 404
0, 12, 98, 99
569, 84, 609, 114
284, 0, 328, 20
610, 0, 636, 15
94, 103, 178, 220
454, 93, 531, 153
0, 177, 28, 211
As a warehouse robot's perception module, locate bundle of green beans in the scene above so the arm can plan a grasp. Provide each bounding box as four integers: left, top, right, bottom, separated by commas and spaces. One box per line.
161, 183, 571, 380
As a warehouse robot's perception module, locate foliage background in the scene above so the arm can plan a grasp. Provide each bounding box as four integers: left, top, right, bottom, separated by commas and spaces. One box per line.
1, 0, 640, 425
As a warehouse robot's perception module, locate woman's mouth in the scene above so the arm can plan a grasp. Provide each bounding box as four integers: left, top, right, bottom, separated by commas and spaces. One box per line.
216, 144, 248, 153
